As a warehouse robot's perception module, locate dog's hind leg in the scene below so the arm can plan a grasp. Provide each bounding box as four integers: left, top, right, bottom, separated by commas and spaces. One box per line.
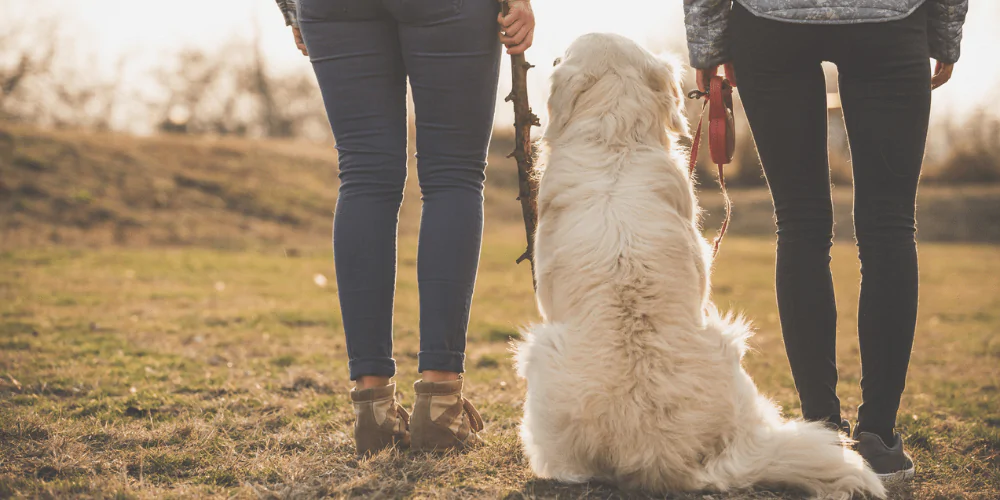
520, 422, 593, 483
515, 322, 595, 484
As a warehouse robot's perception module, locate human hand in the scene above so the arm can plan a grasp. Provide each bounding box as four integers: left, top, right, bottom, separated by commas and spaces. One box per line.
931, 60, 954, 90
696, 63, 737, 93
498, 0, 534, 55
292, 26, 308, 57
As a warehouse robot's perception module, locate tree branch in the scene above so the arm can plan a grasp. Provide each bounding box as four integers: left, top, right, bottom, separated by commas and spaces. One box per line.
501, 0, 541, 290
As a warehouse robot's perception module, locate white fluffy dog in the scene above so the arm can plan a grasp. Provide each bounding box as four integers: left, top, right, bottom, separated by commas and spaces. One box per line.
514, 33, 886, 499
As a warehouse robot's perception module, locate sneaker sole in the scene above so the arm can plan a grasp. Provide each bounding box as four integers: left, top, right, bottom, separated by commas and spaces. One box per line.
877, 466, 915, 482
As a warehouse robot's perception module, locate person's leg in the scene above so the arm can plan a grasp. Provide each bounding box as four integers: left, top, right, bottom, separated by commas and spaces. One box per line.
298, 1, 406, 387
832, 7, 931, 444
390, 0, 502, 380
728, 3, 842, 424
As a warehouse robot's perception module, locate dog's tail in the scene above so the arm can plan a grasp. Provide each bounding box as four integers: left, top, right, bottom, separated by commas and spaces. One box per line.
697, 311, 886, 499
702, 413, 886, 499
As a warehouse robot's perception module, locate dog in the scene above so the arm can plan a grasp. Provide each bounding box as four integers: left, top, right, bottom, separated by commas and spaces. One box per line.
514, 33, 886, 499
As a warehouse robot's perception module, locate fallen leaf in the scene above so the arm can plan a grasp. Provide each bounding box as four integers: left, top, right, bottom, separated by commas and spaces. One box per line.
313, 274, 328, 288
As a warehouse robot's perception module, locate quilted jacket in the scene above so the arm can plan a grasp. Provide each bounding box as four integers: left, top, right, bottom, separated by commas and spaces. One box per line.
684, 0, 968, 68
276, 0, 299, 28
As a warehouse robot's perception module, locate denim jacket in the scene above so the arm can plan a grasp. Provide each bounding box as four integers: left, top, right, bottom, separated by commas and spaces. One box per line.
684, 0, 968, 68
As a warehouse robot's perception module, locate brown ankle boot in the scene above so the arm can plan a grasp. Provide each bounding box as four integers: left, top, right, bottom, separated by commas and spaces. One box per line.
410, 378, 484, 451
350, 383, 410, 457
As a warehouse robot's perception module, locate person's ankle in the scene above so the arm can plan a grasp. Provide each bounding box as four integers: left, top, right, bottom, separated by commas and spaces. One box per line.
809, 414, 843, 426
355, 375, 392, 390
421, 370, 461, 383
856, 425, 896, 445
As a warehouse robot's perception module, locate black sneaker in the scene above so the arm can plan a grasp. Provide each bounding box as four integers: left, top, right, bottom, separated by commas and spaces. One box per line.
854, 431, 915, 482
822, 418, 851, 436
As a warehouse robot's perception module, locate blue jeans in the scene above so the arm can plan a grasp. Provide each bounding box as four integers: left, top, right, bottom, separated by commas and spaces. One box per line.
297, 0, 502, 380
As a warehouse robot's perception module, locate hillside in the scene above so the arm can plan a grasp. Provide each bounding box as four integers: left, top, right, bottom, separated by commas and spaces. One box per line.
0, 124, 524, 249
2, 124, 999, 249
1, 124, 340, 248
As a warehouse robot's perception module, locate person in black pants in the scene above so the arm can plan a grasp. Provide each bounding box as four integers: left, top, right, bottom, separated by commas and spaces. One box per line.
685, 0, 967, 481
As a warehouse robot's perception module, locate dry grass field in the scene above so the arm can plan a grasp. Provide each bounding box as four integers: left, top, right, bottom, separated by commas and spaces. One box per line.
1, 125, 998, 498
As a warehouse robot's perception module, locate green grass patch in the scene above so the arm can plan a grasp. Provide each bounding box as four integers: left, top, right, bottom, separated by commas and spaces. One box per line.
0, 239, 997, 498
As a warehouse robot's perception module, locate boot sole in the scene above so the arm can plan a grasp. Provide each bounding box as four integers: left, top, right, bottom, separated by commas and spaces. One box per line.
877, 466, 915, 482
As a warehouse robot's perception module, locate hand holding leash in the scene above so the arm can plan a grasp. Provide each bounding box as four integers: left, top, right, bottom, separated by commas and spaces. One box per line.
696, 63, 737, 94
688, 68, 737, 257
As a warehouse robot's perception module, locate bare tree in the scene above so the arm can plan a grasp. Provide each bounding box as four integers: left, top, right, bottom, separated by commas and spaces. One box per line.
154, 31, 326, 141
0, 19, 58, 121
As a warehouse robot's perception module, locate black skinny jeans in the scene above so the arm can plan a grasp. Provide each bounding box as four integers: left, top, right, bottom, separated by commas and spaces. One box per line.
729, 3, 930, 439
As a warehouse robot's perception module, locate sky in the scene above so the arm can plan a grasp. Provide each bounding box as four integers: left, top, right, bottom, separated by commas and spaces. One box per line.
12, 0, 1000, 130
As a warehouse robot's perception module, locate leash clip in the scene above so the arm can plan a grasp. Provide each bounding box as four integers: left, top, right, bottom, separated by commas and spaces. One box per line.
687, 89, 709, 100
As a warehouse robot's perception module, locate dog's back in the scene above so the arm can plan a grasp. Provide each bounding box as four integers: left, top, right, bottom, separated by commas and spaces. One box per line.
516, 33, 885, 499
519, 126, 748, 491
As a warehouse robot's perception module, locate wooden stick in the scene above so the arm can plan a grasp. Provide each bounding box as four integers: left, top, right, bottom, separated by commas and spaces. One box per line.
501, 0, 541, 290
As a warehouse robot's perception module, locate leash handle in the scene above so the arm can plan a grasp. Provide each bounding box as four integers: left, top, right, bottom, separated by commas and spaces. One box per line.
688, 74, 735, 258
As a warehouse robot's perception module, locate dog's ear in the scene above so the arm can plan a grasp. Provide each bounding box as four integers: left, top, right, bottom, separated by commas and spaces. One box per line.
646, 56, 688, 138
545, 66, 596, 139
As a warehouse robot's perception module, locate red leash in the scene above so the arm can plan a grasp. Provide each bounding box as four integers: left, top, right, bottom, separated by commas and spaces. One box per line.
687, 74, 736, 257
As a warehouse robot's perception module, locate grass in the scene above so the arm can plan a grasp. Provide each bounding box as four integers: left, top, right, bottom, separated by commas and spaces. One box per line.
1, 124, 998, 498
1, 235, 998, 498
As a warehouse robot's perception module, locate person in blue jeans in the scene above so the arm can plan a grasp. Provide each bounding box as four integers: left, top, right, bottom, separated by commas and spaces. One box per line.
274, 0, 534, 454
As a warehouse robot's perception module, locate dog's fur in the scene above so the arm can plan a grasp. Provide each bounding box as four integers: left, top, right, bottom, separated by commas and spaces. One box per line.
515, 33, 886, 499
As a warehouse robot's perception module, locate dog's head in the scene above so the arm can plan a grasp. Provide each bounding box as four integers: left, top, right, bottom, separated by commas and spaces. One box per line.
545, 33, 687, 145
